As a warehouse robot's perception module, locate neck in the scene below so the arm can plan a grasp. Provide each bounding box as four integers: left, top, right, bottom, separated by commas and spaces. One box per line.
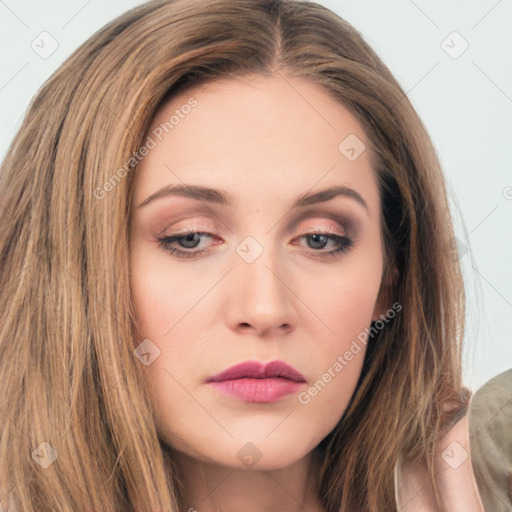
175, 449, 325, 512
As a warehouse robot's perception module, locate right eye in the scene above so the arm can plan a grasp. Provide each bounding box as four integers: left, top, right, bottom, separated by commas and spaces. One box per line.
156, 230, 219, 259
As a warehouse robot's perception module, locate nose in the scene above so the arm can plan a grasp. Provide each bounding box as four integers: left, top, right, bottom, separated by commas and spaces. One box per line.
225, 244, 298, 338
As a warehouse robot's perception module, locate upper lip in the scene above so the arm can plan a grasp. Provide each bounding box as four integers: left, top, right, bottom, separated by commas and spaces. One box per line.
205, 360, 306, 383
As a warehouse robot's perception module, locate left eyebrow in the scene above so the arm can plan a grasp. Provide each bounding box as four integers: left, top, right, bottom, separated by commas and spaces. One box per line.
293, 185, 369, 214
137, 183, 369, 215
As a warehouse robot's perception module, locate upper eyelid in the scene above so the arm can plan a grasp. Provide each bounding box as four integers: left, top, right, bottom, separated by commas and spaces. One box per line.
162, 222, 349, 237
158, 208, 357, 234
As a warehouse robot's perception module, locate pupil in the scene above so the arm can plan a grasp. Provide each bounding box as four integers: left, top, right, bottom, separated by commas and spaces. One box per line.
181, 233, 200, 248
310, 234, 327, 249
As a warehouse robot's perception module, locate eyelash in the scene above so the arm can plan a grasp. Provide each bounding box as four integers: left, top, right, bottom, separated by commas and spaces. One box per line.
155, 227, 353, 260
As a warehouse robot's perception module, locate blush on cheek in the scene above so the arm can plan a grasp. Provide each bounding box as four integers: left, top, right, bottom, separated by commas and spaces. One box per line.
131, 270, 171, 338
323, 283, 381, 342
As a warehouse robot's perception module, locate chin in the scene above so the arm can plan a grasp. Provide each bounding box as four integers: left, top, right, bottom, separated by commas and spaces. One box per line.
173, 435, 312, 472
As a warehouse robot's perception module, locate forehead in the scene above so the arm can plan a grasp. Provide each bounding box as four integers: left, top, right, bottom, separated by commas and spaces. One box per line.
149, 73, 366, 149
133, 73, 379, 214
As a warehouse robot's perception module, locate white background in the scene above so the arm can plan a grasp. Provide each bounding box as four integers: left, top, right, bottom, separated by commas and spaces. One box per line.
1, 0, 511, 391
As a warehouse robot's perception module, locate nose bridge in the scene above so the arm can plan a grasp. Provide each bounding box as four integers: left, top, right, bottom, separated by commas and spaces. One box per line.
228, 234, 297, 335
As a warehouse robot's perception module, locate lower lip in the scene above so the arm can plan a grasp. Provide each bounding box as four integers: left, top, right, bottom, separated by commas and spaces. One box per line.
207, 378, 303, 403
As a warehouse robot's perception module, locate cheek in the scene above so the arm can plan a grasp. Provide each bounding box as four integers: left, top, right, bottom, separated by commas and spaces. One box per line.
296, 277, 379, 433
312, 250, 383, 346
130, 244, 199, 338
327, 283, 380, 341
303, 248, 382, 402
129, 250, 208, 442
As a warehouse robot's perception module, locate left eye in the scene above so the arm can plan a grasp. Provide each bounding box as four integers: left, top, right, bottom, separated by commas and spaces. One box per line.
155, 230, 353, 260
294, 231, 354, 259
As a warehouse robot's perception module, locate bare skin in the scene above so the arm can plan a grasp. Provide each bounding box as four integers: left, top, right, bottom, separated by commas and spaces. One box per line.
129, 73, 390, 512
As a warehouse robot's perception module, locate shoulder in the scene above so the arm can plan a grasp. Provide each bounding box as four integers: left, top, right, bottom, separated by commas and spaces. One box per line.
468, 368, 512, 512
395, 370, 512, 511
394, 411, 485, 511
395, 369, 512, 512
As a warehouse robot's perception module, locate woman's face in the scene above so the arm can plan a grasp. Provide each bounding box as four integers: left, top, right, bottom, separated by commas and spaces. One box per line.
129, 73, 385, 470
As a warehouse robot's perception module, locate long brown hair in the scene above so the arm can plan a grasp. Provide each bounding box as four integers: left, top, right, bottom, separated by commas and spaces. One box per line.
0, 0, 467, 510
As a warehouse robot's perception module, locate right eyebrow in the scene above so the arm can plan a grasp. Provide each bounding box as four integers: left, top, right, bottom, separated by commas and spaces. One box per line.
137, 184, 232, 208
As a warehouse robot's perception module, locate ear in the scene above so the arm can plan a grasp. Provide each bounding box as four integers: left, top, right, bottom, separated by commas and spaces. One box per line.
372, 264, 399, 321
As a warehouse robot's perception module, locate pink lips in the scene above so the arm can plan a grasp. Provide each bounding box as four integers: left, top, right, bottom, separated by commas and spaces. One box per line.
205, 360, 306, 403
